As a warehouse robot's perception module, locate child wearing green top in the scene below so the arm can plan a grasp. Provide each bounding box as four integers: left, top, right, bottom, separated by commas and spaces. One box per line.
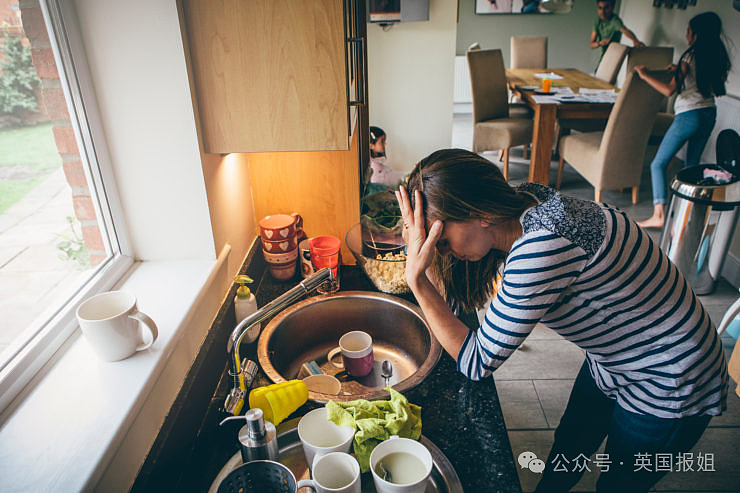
590, 0, 644, 59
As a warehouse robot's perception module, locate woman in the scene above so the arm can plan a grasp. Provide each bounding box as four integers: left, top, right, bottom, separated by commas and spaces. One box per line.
635, 12, 731, 228
396, 149, 727, 492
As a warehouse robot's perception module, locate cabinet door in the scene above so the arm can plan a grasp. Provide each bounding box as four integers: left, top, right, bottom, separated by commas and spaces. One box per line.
182, 0, 349, 153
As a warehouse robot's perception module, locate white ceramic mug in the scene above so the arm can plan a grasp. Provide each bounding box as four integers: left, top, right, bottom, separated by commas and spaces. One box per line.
297, 407, 355, 467
369, 436, 433, 493
76, 291, 158, 362
296, 452, 361, 493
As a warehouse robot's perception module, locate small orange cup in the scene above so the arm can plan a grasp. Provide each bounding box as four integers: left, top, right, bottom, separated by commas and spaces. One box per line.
542, 78, 552, 93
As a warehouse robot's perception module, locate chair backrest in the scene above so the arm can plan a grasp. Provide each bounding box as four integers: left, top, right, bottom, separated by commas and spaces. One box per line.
626, 47, 676, 112
510, 36, 547, 69
597, 70, 667, 185
466, 48, 510, 124
625, 46, 674, 74
594, 43, 629, 84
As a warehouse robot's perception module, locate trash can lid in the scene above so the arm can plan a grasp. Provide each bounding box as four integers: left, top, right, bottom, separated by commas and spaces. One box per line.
670, 164, 740, 207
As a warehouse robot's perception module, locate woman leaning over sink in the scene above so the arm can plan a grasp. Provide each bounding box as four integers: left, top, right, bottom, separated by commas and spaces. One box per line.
395, 149, 727, 493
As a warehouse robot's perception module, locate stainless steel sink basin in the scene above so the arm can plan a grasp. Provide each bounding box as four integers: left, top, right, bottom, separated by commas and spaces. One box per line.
257, 291, 441, 402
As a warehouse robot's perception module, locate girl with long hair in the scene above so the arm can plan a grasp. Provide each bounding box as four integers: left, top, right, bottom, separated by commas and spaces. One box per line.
636, 11, 731, 228
397, 148, 727, 491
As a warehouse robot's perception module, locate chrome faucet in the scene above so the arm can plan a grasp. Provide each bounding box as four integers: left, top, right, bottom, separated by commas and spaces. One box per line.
224, 267, 333, 415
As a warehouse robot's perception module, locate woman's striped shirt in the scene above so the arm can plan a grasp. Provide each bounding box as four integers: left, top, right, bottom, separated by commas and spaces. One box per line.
457, 184, 728, 418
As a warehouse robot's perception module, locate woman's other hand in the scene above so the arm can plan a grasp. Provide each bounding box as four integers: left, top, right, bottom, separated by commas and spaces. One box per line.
395, 186, 443, 290
634, 64, 648, 78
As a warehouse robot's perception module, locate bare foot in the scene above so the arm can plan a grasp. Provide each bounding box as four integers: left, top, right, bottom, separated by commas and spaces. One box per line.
637, 216, 665, 229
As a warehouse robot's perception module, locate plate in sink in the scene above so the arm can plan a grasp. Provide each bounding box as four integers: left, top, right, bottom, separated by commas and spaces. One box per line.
208, 417, 463, 493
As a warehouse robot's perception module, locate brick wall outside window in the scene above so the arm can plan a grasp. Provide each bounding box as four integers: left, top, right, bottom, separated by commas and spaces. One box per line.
14, 0, 106, 266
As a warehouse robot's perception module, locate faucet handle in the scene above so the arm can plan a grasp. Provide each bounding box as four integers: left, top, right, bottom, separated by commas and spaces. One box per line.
224, 388, 246, 415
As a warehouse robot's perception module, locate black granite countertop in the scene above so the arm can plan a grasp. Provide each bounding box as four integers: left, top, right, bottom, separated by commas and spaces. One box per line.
161, 260, 521, 493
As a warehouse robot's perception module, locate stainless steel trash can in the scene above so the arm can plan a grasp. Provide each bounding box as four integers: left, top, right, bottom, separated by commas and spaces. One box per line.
660, 165, 740, 295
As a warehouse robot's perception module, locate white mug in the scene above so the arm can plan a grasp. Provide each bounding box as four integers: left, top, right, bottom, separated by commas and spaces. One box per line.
297, 407, 355, 467
369, 436, 433, 493
76, 291, 158, 362
296, 452, 360, 493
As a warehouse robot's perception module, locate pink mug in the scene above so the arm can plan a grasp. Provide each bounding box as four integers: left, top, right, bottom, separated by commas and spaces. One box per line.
328, 331, 374, 377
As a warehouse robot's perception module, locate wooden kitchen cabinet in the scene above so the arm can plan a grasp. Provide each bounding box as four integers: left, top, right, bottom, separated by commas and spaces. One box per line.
181, 0, 366, 154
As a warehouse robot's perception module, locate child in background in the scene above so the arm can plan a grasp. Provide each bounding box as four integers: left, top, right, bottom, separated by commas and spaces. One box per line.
635, 11, 731, 228
590, 0, 644, 59
369, 126, 403, 188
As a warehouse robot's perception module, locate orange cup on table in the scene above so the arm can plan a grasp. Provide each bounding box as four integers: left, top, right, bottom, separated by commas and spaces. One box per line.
542, 78, 552, 93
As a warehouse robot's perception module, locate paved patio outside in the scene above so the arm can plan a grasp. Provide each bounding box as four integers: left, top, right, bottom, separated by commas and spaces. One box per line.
0, 168, 93, 358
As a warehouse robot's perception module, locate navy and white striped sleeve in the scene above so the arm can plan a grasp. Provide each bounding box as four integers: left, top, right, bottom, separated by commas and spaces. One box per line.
457, 231, 589, 380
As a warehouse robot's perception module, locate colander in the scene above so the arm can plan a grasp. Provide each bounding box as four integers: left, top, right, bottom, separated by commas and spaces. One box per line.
216, 460, 298, 493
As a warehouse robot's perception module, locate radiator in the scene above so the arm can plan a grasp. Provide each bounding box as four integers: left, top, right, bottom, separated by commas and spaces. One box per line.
454, 56, 472, 103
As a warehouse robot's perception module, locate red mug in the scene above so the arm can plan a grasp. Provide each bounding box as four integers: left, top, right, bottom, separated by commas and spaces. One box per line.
328, 330, 374, 377
259, 213, 302, 242
262, 236, 298, 253
309, 235, 340, 277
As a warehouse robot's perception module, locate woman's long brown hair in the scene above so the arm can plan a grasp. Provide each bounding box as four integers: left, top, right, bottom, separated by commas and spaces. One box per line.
406, 149, 536, 312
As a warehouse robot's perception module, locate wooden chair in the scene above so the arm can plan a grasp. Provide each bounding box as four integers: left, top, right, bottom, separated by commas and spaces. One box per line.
467, 48, 533, 181
557, 71, 667, 203
510, 36, 547, 69
510, 36, 547, 159
554, 43, 631, 152
627, 46, 676, 143
594, 42, 629, 85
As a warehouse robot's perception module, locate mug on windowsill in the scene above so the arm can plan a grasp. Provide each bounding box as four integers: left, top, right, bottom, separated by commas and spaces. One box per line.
76, 291, 158, 362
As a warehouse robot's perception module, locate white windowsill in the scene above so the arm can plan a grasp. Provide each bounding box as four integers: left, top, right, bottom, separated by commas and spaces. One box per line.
0, 257, 223, 492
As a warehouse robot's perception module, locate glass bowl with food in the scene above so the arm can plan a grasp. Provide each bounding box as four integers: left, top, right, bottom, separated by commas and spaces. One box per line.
345, 222, 409, 294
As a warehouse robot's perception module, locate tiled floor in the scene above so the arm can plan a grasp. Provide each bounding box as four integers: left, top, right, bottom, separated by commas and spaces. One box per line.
451, 108, 740, 492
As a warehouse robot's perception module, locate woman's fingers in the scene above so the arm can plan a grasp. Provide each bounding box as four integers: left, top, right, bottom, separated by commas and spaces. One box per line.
413, 190, 425, 235
420, 220, 443, 258
395, 187, 414, 229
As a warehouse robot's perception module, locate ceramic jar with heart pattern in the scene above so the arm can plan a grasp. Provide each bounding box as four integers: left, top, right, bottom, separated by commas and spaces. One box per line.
259, 213, 302, 281
262, 236, 298, 253
259, 213, 302, 242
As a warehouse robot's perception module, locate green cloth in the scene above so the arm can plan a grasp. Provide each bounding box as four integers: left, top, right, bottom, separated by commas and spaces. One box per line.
594, 14, 623, 57
326, 387, 422, 472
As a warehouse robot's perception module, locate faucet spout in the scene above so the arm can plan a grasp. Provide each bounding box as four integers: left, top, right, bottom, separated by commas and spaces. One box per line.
225, 267, 333, 415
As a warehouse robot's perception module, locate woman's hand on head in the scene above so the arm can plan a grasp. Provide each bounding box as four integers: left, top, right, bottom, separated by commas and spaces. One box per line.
395, 186, 443, 290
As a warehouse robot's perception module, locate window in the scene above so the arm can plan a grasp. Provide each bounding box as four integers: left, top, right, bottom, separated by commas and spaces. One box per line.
0, 0, 130, 411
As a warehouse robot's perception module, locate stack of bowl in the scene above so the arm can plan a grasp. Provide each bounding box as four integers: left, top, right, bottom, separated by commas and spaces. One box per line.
259, 214, 301, 280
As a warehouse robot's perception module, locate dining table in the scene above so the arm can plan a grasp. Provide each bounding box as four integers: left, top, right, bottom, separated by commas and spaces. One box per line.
506, 68, 619, 185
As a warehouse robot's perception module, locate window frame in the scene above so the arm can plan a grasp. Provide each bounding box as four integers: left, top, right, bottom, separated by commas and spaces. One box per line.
0, 0, 132, 413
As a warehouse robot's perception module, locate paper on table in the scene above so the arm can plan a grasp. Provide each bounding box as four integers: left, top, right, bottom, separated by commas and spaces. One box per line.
578, 88, 616, 95
534, 72, 564, 80
531, 95, 559, 104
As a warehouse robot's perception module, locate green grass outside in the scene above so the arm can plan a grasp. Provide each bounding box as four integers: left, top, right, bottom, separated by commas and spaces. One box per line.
0, 122, 62, 214
0, 177, 45, 213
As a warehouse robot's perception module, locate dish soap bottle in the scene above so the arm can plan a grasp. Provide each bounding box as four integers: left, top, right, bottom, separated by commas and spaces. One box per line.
234, 275, 259, 343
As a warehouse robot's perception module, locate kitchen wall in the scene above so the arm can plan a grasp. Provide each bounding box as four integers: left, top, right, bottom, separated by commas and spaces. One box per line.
455, 0, 601, 72
367, 0, 457, 173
